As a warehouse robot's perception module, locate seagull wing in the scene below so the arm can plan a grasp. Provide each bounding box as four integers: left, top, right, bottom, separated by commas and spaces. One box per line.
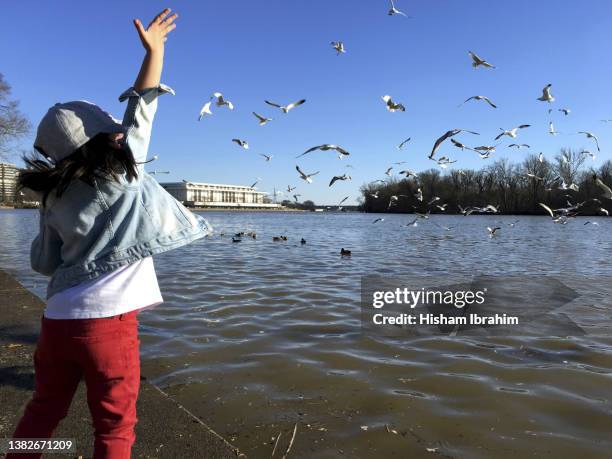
198, 102, 212, 121
295, 165, 307, 178
286, 99, 306, 111
482, 96, 497, 108
252, 112, 265, 122
329, 176, 340, 187
539, 202, 555, 218
264, 100, 282, 108
594, 177, 612, 199
296, 145, 322, 158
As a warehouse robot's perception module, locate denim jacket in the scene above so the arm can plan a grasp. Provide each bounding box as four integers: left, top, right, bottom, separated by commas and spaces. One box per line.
32, 84, 212, 299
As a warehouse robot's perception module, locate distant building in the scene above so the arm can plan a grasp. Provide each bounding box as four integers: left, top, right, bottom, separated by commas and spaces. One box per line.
0, 163, 19, 204
160, 181, 281, 209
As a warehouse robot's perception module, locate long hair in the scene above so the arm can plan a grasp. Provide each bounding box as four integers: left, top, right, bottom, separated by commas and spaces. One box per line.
18, 134, 138, 207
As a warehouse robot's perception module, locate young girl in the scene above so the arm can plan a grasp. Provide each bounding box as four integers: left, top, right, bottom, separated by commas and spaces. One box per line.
8, 9, 210, 459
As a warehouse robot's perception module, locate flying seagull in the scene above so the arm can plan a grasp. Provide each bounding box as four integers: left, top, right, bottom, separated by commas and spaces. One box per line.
388, 0, 407, 16
296, 165, 320, 183
459, 95, 497, 108
508, 143, 530, 149
252, 112, 272, 126
372, 217, 385, 224
559, 108, 571, 116
468, 51, 495, 69
495, 125, 531, 140
397, 137, 411, 149
259, 154, 273, 162
232, 138, 249, 149
297, 144, 350, 158
287, 185, 296, 192
429, 129, 480, 159
265, 99, 306, 114
593, 175, 612, 199
382, 95, 405, 112
385, 167, 393, 177
212, 92, 234, 110
250, 178, 261, 189
578, 131, 601, 152
487, 226, 501, 237
451, 138, 477, 152
329, 174, 351, 187
331, 41, 345, 54
198, 101, 212, 121
537, 84, 555, 103
549, 122, 560, 135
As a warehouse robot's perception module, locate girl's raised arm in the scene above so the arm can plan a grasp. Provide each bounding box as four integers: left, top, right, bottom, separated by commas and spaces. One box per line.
132, 8, 178, 91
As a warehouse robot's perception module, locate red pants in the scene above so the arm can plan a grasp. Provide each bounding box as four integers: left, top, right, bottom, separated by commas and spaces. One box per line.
7, 310, 140, 459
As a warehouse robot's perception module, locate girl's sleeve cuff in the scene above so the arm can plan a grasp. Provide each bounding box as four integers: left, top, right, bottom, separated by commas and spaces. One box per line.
118, 83, 175, 103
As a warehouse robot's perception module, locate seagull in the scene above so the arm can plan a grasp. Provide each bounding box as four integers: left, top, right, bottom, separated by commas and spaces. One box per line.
296, 165, 319, 183
399, 169, 416, 178
259, 154, 273, 161
198, 101, 213, 121
250, 178, 261, 189
427, 196, 440, 205
293, 194, 301, 202
232, 138, 249, 149
538, 152, 545, 163
382, 95, 406, 112
474, 145, 497, 158
388, 0, 408, 16
388, 194, 409, 209
414, 188, 423, 202
539, 202, 572, 224
252, 112, 272, 126
338, 196, 349, 206
507, 220, 520, 227
436, 203, 448, 211
537, 84, 555, 103
598, 207, 609, 216
331, 41, 345, 54
578, 131, 601, 152
405, 217, 420, 227
429, 129, 480, 159
265, 99, 306, 114
468, 51, 495, 69
580, 150, 596, 160
508, 143, 530, 149
394, 161, 407, 165
287, 185, 296, 192
329, 174, 351, 187
526, 173, 544, 181
459, 95, 497, 108
297, 144, 350, 158
487, 226, 501, 237
593, 175, 612, 199
495, 125, 531, 140
436, 156, 457, 168
559, 108, 571, 116
397, 137, 411, 149
450, 138, 477, 152
584, 221, 599, 226
212, 92, 234, 110
370, 191, 380, 199
372, 218, 385, 224
385, 167, 393, 177
549, 121, 560, 135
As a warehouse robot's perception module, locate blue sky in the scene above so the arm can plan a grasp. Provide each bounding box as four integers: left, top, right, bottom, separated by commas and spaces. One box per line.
3, 0, 612, 205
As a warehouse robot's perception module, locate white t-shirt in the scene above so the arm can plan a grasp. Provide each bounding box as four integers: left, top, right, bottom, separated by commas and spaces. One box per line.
44, 257, 164, 319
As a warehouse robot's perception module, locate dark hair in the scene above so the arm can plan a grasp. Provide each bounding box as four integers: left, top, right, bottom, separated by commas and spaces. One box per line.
18, 133, 138, 207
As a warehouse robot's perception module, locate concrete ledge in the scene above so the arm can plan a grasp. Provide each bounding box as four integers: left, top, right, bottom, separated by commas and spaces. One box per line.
0, 269, 243, 458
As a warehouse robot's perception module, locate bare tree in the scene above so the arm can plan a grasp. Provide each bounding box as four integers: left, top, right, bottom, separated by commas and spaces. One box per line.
0, 73, 29, 161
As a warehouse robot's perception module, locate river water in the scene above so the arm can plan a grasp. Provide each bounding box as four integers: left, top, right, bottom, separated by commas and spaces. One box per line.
1, 209, 611, 458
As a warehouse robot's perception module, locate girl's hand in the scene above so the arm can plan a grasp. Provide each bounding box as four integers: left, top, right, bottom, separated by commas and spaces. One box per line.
133, 8, 178, 54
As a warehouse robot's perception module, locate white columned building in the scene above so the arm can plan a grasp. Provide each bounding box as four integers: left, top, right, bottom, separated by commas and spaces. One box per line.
160, 181, 281, 209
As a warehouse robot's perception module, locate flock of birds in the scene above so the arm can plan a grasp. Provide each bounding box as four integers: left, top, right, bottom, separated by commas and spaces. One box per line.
188, 0, 611, 248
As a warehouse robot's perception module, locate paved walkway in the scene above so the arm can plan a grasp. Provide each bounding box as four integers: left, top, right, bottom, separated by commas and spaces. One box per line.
0, 269, 242, 458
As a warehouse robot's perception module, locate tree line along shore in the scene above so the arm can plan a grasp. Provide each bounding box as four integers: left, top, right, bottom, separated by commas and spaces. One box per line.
359, 149, 611, 216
